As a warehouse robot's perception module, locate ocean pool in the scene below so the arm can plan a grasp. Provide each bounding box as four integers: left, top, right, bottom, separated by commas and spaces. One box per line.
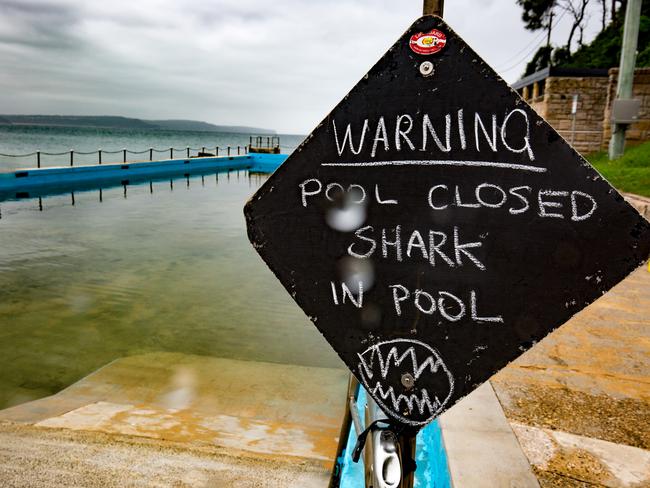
0, 168, 343, 409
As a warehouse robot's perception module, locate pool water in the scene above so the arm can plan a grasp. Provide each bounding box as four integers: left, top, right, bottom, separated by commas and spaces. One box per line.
0, 170, 343, 409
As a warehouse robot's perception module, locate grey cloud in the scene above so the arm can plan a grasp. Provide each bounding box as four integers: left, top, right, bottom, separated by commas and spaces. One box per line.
0, 0, 606, 133
0, 0, 81, 50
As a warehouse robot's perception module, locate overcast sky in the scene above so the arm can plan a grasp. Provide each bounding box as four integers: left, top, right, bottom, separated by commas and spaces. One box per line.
0, 0, 606, 134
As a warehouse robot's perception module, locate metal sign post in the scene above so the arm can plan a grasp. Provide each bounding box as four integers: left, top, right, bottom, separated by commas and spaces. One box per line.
571, 94, 579, 145
246, 14, 650, 488
423, 0, 444, 16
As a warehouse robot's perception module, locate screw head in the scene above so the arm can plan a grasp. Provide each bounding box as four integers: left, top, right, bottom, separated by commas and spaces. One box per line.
419, 61, 434, 77
401, 372, 415, 389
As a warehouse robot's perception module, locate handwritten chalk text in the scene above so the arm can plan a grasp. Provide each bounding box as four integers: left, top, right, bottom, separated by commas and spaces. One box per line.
332, 109, 535, 161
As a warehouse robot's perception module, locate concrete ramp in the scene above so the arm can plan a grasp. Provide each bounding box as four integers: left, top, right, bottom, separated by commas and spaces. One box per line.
0, 352, 348, 486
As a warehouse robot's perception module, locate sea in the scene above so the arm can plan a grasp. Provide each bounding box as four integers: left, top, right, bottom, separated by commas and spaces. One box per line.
0, 124, 306, 171
0, 124, 343, 410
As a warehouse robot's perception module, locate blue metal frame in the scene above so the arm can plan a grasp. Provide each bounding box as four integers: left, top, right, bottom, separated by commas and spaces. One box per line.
339, 388, 451, 487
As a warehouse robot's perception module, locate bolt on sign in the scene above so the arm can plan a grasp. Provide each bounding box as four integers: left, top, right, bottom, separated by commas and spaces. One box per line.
245, 16, 650, 428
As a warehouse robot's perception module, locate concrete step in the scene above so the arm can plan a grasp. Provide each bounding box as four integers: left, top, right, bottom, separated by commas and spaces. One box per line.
0, 352, 349, 484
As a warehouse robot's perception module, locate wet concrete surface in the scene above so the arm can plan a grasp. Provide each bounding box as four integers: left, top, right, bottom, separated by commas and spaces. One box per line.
492, 264, 650, 486
511, 422, 650, 487
0, 421, 331, 488
0, 353, 348, 486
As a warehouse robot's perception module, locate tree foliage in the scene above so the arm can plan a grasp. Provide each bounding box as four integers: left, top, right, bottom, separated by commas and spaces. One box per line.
563, 0, 591, 50
517, 0, 649, 75
562, 4, 650, 69
517, 0, 555, 30
524, 46, 553, 75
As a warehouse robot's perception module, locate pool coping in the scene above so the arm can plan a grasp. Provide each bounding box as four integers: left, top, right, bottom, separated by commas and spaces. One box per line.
439, 381, 540, 487
0, 153, 288, 198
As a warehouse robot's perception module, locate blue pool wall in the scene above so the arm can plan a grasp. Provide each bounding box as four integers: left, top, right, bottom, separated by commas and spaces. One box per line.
0, 153, 289, 196
339, 388, 451, 488
248, 153, 288, 173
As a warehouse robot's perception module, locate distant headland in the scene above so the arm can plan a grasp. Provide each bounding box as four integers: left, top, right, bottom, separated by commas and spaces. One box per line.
0, 115, 276, 134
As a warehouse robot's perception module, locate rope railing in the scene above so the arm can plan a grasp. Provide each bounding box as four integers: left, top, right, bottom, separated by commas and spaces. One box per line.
0, 151, 39, 158
0, 143, 251, 168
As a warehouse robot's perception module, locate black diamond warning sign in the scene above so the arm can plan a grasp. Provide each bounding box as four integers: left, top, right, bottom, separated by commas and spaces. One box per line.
245, 15, 650, 427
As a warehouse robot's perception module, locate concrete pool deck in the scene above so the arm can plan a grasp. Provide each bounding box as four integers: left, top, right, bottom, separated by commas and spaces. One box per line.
0, 265, 648, 486
0, 353, 349, 487
492, 263, 650, 486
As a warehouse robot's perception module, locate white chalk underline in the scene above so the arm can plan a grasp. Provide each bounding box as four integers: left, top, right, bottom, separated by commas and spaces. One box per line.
321, 160, 547, 173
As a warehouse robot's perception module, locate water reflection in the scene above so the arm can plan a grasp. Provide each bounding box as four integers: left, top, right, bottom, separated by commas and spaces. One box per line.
0, 169, 272, 217
0, 169, 342, 409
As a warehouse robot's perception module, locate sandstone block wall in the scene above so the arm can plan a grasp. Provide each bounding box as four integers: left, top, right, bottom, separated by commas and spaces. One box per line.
518, 68, 650, 155
522, 76, 609, 154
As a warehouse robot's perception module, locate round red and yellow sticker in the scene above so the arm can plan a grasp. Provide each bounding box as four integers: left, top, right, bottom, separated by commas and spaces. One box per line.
409, 29, 447, 55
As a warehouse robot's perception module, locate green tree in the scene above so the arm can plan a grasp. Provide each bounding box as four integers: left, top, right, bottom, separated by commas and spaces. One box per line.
561, 3, 650, 68
517, 0, 556, 30
524, 46, 553, 75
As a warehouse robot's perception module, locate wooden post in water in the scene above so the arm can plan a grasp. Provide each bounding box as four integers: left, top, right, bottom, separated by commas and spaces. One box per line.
37, 151, 41, 168
70, 150, 74, 166
123, 149, 127, 163
98, 149, 102, 165
149, 148, 153, 161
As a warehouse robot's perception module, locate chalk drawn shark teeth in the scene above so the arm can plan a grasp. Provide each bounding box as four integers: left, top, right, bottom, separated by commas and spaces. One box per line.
357, 339, 454, 426
371, 383, 442, 416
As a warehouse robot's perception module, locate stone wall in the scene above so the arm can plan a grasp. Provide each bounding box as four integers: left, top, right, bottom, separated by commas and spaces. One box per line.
523, 76, 609, 154
518, 68, 650, 154
602, 68, 650, 150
